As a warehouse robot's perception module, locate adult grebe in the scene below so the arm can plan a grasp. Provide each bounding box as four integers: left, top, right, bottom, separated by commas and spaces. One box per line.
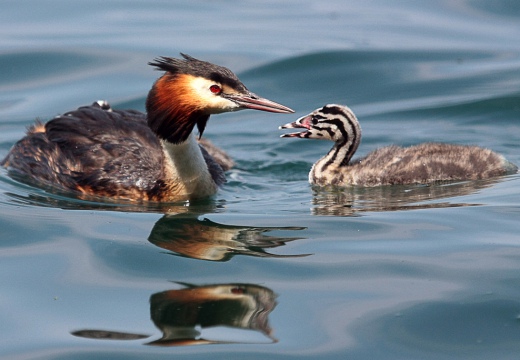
280, 104, 517, 186
2, 54, 293, 201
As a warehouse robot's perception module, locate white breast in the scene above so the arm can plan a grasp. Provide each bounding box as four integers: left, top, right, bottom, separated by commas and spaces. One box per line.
161, 134, 218, 198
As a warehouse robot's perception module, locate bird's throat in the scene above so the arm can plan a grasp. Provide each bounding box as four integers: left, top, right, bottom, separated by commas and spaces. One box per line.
160, 135, 218, 199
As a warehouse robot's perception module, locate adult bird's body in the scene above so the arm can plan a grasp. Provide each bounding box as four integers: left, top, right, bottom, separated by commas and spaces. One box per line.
280, 104, 517, 187
2, 54, 293, 201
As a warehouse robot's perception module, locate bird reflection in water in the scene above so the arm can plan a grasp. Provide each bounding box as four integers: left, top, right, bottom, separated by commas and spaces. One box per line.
2, 188, 308, 259
147, 283, 277, 346
311, 178, 503, 216
148, 215, 308, 261
71, 282, 278, 346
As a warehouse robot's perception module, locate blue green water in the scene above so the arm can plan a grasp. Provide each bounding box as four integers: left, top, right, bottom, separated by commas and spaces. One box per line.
1, 1, 520, 359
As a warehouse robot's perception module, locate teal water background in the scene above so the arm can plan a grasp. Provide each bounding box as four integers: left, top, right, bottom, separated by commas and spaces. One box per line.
1, 1, 520, 359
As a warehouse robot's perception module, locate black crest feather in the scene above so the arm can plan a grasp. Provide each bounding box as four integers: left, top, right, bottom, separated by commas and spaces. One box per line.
148, 53, 246, 91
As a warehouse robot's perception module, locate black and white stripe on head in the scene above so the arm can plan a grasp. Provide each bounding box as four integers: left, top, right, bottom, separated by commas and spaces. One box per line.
280, 104, 363, 182
308, 104, 360, 143
93, 100, 112, 111
280, 104, 361, 152
279, 104, 361, 143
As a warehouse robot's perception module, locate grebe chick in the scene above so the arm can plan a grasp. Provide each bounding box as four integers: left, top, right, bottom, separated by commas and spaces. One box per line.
2, 54, 294, 201
280, 104, 517, 187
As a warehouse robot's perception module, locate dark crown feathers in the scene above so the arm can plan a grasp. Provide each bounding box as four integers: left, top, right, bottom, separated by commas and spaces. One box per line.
148, 53, 246, 91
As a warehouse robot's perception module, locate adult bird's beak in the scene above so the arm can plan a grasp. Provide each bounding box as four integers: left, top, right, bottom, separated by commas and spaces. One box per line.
224, 92, 294, 113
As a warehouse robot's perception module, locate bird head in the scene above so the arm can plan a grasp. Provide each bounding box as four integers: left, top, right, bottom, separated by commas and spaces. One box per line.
279, 104, 360, 144
146, 54, 293, 144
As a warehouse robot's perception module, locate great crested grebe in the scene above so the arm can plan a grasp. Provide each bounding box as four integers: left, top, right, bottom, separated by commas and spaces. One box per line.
2, 54, 293, 201
280, 104, 517, 187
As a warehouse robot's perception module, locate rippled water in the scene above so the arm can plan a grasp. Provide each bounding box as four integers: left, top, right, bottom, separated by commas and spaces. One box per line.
1, 1, 520, 359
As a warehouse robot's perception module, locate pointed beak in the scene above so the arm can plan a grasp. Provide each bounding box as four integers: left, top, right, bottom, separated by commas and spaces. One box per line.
279, 115, 312, 138
224, 92, 294, 113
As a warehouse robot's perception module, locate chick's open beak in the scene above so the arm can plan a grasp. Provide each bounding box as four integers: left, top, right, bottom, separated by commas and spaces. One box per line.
279, 115, 312, 138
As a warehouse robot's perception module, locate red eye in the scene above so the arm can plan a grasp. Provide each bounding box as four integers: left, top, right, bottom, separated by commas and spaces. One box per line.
209, 85, 221, 94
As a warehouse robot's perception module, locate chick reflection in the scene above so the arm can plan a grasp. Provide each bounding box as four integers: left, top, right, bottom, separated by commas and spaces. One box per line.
312, 179, 500, 216
148, 215, 307, 261
147, 283, 277, 346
